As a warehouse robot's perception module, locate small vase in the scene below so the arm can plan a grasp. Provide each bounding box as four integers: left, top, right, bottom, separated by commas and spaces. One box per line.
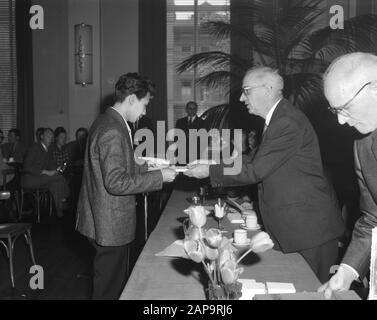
206, 281, 242, 300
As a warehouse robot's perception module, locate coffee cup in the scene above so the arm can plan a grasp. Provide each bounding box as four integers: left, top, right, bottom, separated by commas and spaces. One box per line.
245, 215, 258, 229
234, 229, 247, 244
8, 157, 14, 163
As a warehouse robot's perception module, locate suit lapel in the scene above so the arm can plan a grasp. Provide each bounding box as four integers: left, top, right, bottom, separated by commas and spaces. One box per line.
106, 108, 133, 147
371, 130, 377, 162
260, 99, 286, 144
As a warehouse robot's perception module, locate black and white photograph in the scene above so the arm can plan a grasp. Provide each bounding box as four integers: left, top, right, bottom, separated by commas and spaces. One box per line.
1, 0, 377, 304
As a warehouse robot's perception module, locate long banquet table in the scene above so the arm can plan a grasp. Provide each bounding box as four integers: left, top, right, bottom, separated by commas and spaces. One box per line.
120, 188, 357, 300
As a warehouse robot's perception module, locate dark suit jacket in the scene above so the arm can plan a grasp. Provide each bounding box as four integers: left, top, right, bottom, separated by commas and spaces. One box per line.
176, 116, 205, 163
176, 115, 205, 133
22, 142, 58, 187
1, 142, 27, 163
75, 108, 163, 246
210, 99, 345, 253
342, 130, 377, 278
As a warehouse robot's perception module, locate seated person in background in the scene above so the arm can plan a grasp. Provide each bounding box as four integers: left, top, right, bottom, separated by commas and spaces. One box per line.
0, 142, 14, 188
51, 127, 70, 168
0, 129, 4, 145
66, 127, 88, 166
1, 128, 27, 163
35, 127, 45, 143
22, 128, 69, 218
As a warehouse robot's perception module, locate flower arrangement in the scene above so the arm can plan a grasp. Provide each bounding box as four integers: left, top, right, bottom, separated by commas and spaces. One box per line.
183, 205, 274, 300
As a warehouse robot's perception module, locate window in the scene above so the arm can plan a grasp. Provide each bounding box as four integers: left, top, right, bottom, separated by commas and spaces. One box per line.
0, 0, 17, 135
167, 0, 230, 129
181, 80, 192, 98
181, 45, 192, 54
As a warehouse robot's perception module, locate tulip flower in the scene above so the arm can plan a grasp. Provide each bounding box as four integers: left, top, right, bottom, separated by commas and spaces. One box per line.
204, 245, 219, 261
218, 247, 236, 268
250, 231, 274, 253
187, 226, 201, 241
189, 206, 207, 228
183, 239, 205, 263
205, 228, 222, 248
220, 260, 243, 285
214, 204, 225, 218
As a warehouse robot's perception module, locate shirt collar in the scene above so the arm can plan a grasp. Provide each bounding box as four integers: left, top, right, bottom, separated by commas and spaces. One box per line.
41, 142, 48, 152
111, 107, 133, 143
265, 99, 282, 126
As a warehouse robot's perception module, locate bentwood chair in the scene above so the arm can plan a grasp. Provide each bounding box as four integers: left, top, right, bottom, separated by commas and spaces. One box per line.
0, 191, 37, 288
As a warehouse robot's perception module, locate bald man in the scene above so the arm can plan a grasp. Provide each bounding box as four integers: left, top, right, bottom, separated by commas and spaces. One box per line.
185, 66, 345, 283
319, 52, 377, 298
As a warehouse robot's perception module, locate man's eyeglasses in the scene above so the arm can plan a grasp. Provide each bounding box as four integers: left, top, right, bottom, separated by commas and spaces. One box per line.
328, 81, 373, 115
242, 85, 266, 95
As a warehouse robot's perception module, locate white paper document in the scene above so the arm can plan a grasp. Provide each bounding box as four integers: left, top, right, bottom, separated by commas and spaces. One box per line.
238, 279, 266, 300
266, 282, 296, 294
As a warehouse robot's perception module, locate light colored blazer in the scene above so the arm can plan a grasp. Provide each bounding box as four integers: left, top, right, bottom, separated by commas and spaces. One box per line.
76, 108, 163, 246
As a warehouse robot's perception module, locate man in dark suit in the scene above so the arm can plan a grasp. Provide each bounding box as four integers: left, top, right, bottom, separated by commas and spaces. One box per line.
319, 53, 377, 297
22, 128, 69, 218
185, 67, 345, 283
1, 128, 27, 163
176, 101, 205, 133
175, 101, 205, 164
76, 73, 177, 300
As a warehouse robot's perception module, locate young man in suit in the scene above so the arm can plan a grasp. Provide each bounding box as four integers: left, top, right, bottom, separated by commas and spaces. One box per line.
319, 52, 377, 298
185, 67, 345, 283
76, 73, 177, 300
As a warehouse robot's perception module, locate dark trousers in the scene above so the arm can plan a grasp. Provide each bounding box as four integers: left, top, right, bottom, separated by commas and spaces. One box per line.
90, 239, 131, 300
299, 238, 339, 284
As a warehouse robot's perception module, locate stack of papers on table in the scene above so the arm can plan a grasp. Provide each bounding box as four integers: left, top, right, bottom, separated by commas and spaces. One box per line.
238, 279, 266, 300
266, 282, 296, 294
227, 212, 244, 224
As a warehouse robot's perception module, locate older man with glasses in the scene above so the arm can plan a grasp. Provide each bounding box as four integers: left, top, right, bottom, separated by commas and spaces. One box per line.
185, 66, 345, 283
319, 52, 377, 298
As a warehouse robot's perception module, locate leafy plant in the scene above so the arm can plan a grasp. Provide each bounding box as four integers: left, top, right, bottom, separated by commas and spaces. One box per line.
177, 0, 377, 110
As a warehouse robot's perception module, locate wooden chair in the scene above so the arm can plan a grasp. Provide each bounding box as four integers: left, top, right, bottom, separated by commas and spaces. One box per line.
0, 191, 37, 288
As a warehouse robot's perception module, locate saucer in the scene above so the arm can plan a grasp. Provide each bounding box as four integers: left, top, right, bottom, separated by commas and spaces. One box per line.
231, 238, 251, 248
240, 223, 261, 231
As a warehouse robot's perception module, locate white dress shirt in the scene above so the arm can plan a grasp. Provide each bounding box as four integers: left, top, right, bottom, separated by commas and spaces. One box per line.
265, 98, 282, 126
111, 107, 133, 144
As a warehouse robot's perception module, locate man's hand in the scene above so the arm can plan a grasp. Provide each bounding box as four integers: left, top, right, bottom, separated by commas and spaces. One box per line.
42, 169, 57, 177
161, 168, 178, 183
318, 265, 357, 299
184, 164, 210, 179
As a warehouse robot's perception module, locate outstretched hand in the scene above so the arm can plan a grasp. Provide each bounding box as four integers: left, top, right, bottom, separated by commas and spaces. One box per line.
161, 168, 178, 183
184, 164, 210, 179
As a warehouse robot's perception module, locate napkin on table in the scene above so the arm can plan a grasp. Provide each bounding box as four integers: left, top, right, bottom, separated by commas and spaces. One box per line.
155, 240, 188, 258
227, 212, 244, 224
